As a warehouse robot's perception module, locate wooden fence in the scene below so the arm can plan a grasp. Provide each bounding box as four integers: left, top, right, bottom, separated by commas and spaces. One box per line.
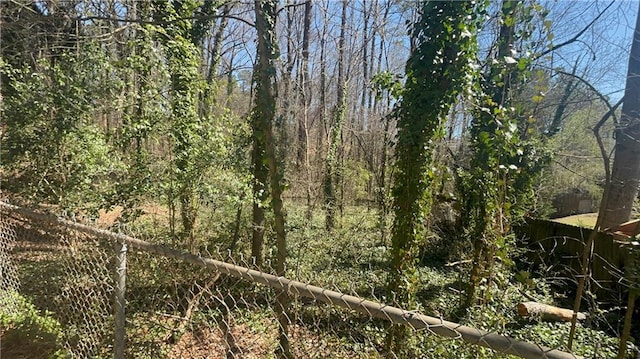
517, 219, 630, 301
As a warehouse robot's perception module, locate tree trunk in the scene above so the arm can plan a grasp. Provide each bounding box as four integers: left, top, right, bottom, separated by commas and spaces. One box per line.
318, 2, 328, 155
616, 290, 637, 359
159, 1, 204, 251
378, 113, 391, 243
250, 0, 271, 269
253, 1, 291, 357
324, 0, 348, 231
250, 137, 268, 267
465, 0, 517, 308
385, 2, 480, 355
200, 4, 231, 118
360, 0, 370, 136
280, 0, 295, 168
600, 2, 640, 230
300, 0, 313, 219
180, 189, 198, 251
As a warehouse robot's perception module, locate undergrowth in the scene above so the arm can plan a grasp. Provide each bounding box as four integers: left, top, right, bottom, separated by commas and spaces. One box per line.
0, 291, 68, 358
7, 201, 630, 358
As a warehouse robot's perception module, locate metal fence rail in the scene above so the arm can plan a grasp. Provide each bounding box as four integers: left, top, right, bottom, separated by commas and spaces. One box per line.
0, 202, 582, 359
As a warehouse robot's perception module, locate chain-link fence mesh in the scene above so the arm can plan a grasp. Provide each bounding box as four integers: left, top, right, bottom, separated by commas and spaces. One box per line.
1, 206, 115, 358
0, 202, 607, 358
0, 216, 21, 318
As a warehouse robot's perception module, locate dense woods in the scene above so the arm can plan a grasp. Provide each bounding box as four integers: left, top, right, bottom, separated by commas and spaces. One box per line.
1, 0, 639, 358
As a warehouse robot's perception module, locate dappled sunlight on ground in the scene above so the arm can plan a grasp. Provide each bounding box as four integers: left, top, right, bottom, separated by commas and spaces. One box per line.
550, 213, 598, 228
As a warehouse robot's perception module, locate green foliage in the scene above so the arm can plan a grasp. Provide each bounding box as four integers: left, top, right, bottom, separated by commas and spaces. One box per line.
250, 0, 282, 268
461, 0, 552, 306
286, 205, 385, 292
514, 322, 619, 358
98, 17, 247, 235
285, 206, 623, 358
342, 160, 373, 202
460, 276, 619, 358
0, 50, 124, 214
191, 0, 222, 46
387, 1, 484, 354
0, 291, 67, 358
144, 0, 233, 245
390, 0, 482, 303
324, 82, 347, 230
371, 71, 403, 101
118, 25, 172, 149
541, 104, 614, 204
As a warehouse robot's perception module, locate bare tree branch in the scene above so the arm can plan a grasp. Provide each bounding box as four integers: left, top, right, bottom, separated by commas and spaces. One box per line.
535, 0, 615, 60
78, 14, 255, 29
556, 70, 617, 115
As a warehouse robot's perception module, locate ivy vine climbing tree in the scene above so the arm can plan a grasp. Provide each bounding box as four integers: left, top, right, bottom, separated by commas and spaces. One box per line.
155, 0, 210, 249
385, 1, 482, 355
324, 0, 348, 231
113, 3, 171, 223
252, 1, 292, 357
371, 71, 403, 243
462, 0, 550, 307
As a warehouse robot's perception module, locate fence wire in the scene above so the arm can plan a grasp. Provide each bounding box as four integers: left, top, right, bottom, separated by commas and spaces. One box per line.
0, 202, 590, 358
0, 216, 20, 317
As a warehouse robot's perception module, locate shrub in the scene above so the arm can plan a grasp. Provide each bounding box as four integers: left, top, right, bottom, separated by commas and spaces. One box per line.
0, 291, 68, 359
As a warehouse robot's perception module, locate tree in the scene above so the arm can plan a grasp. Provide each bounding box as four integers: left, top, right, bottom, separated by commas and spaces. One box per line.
155, 0, 209, 249
112, 2, 169, 223
0, 3, 121, 214
462, 0, 551, 307
252, 0, 291, 357
568, 2, 640, 349
250, 2, 270, 266
385, 1, 481, 355
199, 3, 232, 118
463, 0, 520, 307
599, 1, 640, 230
299, 0, 313, 219
324, 0, 348, 231
250, 112, 269, 266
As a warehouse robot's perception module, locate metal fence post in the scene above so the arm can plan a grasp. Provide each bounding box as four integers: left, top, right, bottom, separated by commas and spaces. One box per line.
114, 242, 127, 359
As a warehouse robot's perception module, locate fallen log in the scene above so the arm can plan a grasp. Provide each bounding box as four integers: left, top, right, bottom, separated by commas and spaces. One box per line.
517, 301, 586, 322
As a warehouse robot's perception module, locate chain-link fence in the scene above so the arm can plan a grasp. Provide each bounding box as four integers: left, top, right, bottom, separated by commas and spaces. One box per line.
1, 202, 586, 358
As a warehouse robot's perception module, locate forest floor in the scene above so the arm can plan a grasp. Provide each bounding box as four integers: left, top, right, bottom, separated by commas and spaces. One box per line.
3, 203, 633, 358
